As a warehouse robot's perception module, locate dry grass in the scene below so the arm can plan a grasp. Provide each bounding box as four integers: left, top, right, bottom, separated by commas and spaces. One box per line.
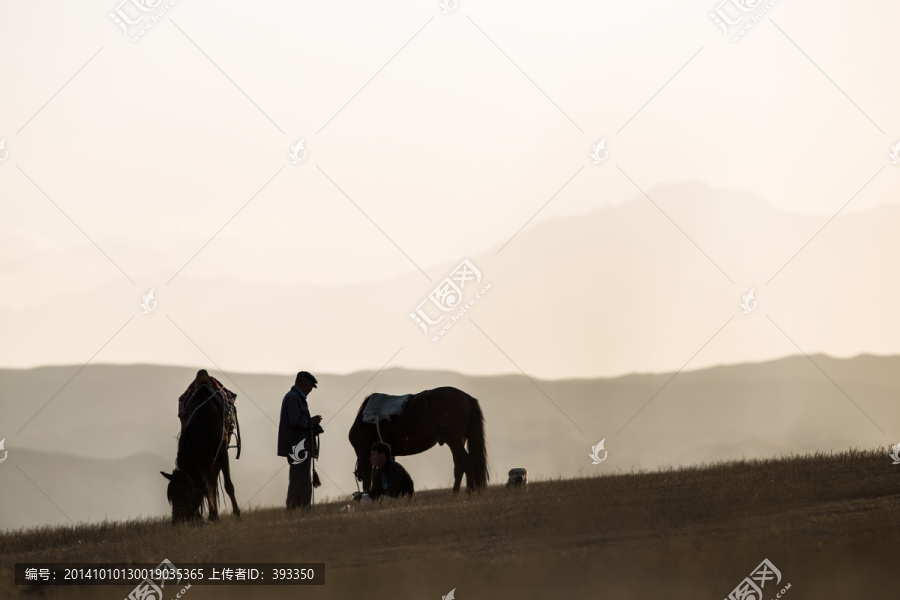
3, 448, 900, 599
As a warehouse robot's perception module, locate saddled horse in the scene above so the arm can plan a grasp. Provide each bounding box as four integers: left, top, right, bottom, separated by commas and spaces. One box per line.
349, 386, 488, 493
160, 383, 240, 523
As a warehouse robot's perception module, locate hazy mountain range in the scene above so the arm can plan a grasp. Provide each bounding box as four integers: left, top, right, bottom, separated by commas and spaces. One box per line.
1, 355, 896, 532
3, 183, 899, 379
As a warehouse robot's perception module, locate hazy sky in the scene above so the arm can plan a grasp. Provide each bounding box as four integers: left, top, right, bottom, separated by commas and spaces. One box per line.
1, 0, 898, 376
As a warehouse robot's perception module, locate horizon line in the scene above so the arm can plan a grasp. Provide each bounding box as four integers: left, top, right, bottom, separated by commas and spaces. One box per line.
0, 351, 894, 383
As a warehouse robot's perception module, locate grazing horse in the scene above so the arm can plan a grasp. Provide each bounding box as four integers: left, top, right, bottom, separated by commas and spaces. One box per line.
349, 386, 488, 493
160, 384, 239, 523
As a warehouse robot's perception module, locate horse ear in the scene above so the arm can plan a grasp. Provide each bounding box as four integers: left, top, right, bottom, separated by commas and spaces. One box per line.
160, 471, 173, 480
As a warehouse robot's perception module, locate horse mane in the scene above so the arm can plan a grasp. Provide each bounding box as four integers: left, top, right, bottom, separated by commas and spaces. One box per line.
176, 384, 224, 493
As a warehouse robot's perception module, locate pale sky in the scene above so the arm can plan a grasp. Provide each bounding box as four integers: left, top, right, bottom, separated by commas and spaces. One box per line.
1, 0, 899, 377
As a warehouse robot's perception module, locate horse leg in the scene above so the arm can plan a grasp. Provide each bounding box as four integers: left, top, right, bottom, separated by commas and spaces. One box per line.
221, 454, 240, 518
207, 476, 219, 521
448, 441, 470, 493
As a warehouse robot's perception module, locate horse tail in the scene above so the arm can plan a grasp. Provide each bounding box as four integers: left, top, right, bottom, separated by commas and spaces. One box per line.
466, 395, 489, 489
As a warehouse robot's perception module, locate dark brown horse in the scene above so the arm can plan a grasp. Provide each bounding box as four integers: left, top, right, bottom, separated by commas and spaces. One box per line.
160, 384, 239, 523
349, 386, 488, 493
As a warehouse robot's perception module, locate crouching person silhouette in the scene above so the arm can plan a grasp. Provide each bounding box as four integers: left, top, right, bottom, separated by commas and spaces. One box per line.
368, 442, 414, 501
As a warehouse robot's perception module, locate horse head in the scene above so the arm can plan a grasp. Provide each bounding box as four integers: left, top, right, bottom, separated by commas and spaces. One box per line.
160, 469, 203, 524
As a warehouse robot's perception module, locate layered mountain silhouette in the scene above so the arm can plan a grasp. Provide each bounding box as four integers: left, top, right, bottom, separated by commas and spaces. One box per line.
2, 183, 897, 379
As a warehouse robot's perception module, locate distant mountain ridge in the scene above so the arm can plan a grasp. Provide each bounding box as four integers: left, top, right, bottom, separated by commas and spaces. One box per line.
2, 183, 899, 378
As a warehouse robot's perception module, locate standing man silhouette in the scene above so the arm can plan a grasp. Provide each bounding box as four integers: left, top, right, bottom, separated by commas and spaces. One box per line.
277, 371, 322, 510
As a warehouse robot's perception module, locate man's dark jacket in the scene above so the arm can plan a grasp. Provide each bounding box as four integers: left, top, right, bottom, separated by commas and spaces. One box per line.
278, 386, 314, 457
370, 459, 415, 499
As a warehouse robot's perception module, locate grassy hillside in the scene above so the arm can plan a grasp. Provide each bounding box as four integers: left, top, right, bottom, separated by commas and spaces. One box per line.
3, 448, 900, 599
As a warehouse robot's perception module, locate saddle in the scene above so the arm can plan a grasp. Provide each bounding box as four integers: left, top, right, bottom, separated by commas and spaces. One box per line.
182, 385, 241, 459
362, 393, 411, 424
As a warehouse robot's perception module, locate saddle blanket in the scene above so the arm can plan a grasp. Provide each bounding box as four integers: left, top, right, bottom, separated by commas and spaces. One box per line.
362, 393, 411, 424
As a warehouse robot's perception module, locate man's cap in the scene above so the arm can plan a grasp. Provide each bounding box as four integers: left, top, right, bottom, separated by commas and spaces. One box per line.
296, 371, 318, 388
